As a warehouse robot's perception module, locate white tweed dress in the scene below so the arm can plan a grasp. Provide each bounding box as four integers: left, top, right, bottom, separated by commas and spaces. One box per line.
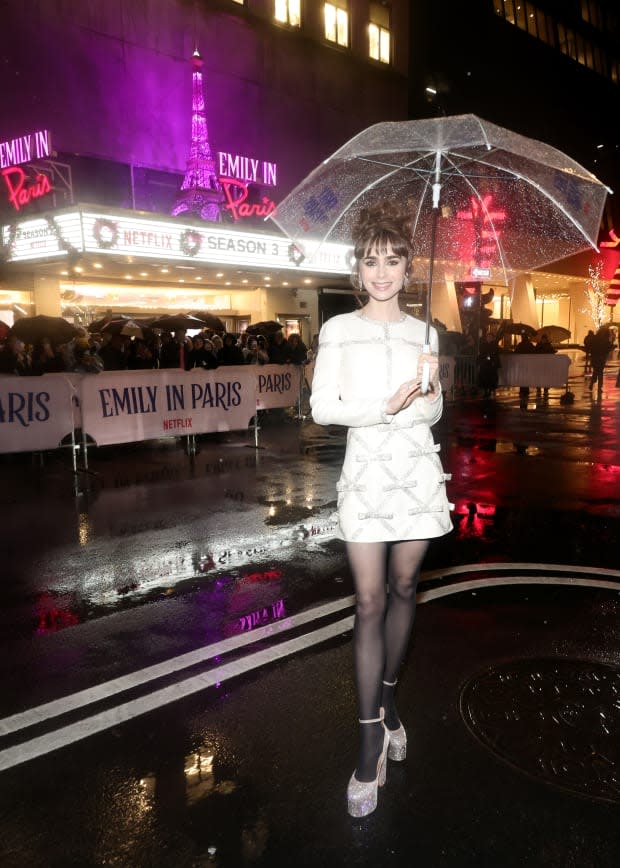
310, 311, 453, 543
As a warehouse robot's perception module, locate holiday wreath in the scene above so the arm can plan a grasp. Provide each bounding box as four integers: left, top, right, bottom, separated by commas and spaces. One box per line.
180, 229, 202, 257
93, 218, 119, 249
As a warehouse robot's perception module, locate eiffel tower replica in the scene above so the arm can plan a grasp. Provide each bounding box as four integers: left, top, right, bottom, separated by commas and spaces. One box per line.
171, 49, 224, 222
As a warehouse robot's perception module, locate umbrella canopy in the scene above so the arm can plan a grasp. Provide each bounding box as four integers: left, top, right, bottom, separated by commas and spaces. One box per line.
272, 114, 610, 342
497, 321, 537, 338
150, 314, 209, 332
245, 320, 284, 336
101, 319, 144, 339
534, 325, 571, 344
9, 315, 79, 345
87, 314, 119, 333
188, 311, 226, 332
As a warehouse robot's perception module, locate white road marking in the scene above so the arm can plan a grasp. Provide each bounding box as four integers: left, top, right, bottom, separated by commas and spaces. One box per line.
0, 616, 354, 772
0, 564, 618, 773
0, 594, 355, 737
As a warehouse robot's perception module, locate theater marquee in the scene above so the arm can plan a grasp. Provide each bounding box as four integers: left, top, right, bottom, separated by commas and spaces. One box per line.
2, 208, 351, 274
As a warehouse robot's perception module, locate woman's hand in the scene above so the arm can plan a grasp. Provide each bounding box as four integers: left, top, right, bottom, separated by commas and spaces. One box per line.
385, 379, 422, 415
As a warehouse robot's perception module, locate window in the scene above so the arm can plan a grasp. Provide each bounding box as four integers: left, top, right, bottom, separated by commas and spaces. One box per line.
576, 32, 586, 65
525, 3, 537, 36
368, 2, 391, 63
581, 0, 603, 30
275, 0, 301, 27
324, 2, 348, 47
535, 8, 548, 42
558, 23, 577, 60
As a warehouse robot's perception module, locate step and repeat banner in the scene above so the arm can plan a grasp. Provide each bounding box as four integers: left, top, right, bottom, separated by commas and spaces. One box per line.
0, 365, 301, 455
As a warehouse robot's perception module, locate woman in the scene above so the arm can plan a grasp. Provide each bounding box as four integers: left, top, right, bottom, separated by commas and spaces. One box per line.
310, 202, 452, 817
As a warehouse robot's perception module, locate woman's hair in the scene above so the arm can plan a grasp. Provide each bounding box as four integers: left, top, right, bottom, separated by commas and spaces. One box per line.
350, 201, 414, 291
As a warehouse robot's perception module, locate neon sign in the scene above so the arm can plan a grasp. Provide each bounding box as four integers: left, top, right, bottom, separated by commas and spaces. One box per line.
0, 129, 52, 169
217, 151, 277, 187
2, 166, 53, 212
456, 194, 506, 269
600, 228, 619, 249
220, 177, 277, 221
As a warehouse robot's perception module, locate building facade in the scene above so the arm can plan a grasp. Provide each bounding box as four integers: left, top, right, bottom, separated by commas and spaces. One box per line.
0, 0, 410, 339
408, 0, 620, 341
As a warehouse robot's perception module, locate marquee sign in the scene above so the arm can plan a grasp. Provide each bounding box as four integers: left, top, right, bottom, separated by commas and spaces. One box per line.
217, 151, 277, 187
0, 129, 52, 169
1, 129, 55, 212
2, 208, 352, 274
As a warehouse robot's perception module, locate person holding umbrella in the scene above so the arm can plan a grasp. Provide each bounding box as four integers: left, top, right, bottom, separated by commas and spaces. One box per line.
310, 201, 453, 817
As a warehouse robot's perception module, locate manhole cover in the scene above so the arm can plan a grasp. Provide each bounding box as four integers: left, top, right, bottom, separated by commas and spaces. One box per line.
460, 658, 620, 803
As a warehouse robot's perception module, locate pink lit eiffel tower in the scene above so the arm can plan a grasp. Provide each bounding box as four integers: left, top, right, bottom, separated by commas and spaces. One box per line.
171, 49, 223, 221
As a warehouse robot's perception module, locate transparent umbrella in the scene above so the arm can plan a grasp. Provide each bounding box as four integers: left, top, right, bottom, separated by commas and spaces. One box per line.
272, 114, 611, 384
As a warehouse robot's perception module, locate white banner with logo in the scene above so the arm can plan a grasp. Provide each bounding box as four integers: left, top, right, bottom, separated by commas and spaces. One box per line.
0, 367, 305, 453
79, 368, 258, 446
255, 364, 301, 409
0, 374, 75, 453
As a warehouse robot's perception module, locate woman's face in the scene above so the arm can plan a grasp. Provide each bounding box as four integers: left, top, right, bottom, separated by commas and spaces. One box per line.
358, 240, 407, 304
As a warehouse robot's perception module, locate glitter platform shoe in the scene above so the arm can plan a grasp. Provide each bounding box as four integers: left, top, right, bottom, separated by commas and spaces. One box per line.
347, 714, 390, 818
381, 679, 407, 762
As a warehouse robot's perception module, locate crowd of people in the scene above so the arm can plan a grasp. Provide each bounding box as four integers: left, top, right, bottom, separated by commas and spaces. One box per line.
0, 325, 313, 376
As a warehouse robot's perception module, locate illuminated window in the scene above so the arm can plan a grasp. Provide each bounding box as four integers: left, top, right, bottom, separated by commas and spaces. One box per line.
325, 2, 349, 47
576, 32, 586, 65
369, 2, 391, 63
275, 0, 301, 27
535, 8, 548, 42
525, 2, 537, 36
581, 0, 603, 30
231, 0, 244, 5
592, 44, 605, 75
515, 3, 527, 31
558, 23, 577, 60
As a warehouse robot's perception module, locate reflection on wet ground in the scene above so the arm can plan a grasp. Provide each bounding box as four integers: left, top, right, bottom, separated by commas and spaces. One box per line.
1, 379, 620, 644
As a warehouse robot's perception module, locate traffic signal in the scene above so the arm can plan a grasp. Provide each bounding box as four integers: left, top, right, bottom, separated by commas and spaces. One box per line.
456, 282, 495, 339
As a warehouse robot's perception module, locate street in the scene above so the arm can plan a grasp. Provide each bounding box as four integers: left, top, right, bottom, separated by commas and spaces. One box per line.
0, 370, 619, 867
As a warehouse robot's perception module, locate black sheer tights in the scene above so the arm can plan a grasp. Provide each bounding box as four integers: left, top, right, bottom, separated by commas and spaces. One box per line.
346, 539, 429, 782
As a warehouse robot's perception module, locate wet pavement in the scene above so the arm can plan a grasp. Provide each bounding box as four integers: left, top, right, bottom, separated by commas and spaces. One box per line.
0, 364, 619, 866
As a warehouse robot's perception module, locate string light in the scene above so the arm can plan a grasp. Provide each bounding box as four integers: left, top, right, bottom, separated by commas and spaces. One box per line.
581, 262, 607, 329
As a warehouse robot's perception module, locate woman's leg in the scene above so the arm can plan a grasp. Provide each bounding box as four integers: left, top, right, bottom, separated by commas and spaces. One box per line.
380, 539, 429, 730
346, 541, 388, 782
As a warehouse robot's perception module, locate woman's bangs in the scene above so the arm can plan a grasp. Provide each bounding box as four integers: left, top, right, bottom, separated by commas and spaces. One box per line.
357, 229, 408, 260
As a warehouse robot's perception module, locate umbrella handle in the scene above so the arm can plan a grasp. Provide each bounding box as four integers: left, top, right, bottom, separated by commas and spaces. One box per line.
420, 343, 431, 394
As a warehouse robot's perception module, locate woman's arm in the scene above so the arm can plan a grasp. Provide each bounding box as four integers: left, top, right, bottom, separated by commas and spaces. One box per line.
310, 319, 389, 427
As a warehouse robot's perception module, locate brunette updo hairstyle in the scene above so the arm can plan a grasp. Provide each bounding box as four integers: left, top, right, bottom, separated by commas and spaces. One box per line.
350, 201, 414, 291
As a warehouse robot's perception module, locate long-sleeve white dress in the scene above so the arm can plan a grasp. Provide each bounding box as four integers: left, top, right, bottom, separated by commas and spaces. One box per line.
310, 310, 453, 543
